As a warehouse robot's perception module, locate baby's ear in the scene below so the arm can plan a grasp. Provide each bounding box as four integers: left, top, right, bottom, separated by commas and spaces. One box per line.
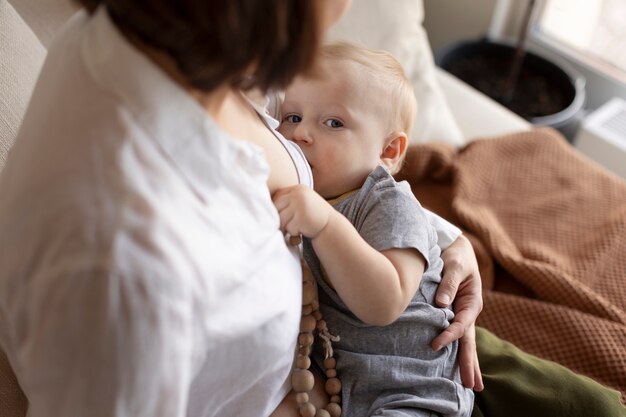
380, 131, 408, 170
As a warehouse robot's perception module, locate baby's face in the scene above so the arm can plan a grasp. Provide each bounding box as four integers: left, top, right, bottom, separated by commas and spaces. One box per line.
278, 59, 389, 199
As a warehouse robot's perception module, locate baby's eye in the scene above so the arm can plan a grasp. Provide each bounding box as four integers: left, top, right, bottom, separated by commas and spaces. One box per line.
324, 119, 344, 128
284, 114, 302, 124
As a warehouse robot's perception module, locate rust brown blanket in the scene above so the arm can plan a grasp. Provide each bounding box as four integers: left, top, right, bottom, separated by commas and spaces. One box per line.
397, 127, 626, 400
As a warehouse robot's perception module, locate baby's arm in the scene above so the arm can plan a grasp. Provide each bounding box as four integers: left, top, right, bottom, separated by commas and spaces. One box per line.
272, 185, 425, 326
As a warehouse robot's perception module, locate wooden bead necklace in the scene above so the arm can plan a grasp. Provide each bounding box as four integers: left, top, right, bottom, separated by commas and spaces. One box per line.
290, 239, 342, 417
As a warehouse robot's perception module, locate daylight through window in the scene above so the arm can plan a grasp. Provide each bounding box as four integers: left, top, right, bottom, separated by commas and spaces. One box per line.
532, 0, 626, 83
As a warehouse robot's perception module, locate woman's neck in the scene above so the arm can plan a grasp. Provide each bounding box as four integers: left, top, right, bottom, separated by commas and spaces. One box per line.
125, 32, 231, 119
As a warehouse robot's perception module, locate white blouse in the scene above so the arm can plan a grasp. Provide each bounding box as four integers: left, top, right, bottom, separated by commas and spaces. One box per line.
0, 7, 301, 417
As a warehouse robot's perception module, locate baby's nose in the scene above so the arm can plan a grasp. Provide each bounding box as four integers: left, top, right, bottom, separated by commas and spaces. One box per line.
293, 123, 312, 145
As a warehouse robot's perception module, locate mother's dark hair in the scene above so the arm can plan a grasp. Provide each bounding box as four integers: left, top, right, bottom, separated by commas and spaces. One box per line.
75, 0, 321, 93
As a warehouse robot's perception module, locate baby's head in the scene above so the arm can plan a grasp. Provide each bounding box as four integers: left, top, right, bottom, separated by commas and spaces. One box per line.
278, 42, 417, 199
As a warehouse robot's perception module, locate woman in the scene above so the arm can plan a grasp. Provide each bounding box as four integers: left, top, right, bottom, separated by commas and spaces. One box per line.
0, 1, 482, 416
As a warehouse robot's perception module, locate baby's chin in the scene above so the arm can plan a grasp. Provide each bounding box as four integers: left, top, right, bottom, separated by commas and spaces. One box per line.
315, 185, 343, 200
312, 176, 345, 199
312, 183, 331, 199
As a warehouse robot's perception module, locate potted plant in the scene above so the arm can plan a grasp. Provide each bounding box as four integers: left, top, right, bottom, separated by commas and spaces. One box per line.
435, 0, 586, 141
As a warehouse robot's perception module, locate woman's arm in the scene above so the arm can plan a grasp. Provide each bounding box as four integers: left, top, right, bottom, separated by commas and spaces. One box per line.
272, 185, 425, 326
435, 234, 484, 391
422, 209, 484, 389
13, 265, 193, 417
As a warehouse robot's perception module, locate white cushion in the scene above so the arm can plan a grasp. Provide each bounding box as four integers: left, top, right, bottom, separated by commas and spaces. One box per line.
327, 0, 465, 146
436, 69, 530, 141
0, 0, 46, 172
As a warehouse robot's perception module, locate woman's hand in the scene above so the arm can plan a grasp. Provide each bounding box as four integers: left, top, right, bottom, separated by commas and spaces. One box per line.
432, 234, 484, 391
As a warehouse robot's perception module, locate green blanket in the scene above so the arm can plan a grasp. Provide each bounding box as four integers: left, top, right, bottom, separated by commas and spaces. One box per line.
473, 327, 625, 416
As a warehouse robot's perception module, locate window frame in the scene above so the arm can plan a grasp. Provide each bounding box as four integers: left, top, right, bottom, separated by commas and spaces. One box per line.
529, 0, 626, 86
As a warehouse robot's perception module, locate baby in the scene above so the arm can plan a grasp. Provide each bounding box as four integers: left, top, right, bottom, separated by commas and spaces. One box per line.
273, 42, 474, 416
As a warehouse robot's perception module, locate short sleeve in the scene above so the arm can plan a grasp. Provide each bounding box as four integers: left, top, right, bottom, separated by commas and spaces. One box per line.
354, 182, 435, 266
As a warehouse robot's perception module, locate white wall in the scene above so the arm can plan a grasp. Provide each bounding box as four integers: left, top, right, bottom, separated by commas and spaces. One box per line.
423, 0, 497, 54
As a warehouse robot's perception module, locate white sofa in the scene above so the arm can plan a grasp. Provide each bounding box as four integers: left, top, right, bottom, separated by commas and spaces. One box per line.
0, 0, 530, 173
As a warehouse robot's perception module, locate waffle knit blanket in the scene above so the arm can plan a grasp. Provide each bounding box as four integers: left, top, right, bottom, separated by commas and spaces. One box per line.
396, 128, 626, 401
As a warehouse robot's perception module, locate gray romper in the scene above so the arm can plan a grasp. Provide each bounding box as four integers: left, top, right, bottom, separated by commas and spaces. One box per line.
303, 166, 474, 417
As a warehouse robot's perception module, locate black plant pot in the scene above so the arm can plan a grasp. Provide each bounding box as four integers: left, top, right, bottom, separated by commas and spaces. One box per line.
435, 39, 586, 141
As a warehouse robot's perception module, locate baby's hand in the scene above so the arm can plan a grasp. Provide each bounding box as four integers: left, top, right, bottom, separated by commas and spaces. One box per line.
272, 185, 334, 239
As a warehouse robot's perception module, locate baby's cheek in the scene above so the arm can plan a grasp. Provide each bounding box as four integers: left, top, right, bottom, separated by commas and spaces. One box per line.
277, 125, 289, 137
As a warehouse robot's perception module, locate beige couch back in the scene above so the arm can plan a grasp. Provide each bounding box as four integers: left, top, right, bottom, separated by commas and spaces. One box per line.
0, 0, 77, 172
0, 3, 77, 414
0, 0, 45, 172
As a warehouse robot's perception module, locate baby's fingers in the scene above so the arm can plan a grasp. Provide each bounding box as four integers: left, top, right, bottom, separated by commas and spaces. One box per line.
276, 205, 295, 232
272, 188, 293, 211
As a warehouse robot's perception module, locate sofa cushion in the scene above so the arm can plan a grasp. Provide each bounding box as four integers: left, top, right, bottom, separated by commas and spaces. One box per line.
0, 0, 46, 172
327, 0, 464, 146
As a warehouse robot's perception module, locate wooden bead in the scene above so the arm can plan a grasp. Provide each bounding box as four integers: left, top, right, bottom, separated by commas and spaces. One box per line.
302, 281, 316, 305
325, 378, 341, 395
302, 304, 313, 315
316, 319, 327, 331
299, 402, 316, 417
295, 392, 309, 405
323, 357, 336, 369
295, 355, 311, 370
292, 369, 315, 392
302, 264, 314, 281
300, 315, 316, 332
289, 235, 302, 246
296, 262, 343, 417
325, 403, 342, 417
298, 332, 314, 347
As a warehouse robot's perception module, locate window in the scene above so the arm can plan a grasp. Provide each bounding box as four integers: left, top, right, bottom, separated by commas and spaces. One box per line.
532, 0, 626, 84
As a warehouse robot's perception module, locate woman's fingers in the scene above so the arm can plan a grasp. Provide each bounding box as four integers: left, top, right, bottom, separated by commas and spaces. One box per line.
433, 323, 484, 390
437, 234, 483, 310
473, 349, 484, 391
457, 324, 484, 391
436, 259, 462, 307
432, 321, 464, 351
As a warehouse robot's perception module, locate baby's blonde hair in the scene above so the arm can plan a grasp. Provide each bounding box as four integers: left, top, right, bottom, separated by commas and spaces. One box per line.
319, 42, 417, 173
